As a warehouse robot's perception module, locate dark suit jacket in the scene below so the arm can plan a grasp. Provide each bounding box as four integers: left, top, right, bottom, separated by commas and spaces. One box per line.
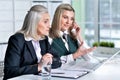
3, 33, 61, 80
51, 35, 79, 56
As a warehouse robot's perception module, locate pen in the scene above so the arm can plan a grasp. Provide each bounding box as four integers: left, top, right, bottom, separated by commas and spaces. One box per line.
51, 72, 64, 74
63, 69, 92, 72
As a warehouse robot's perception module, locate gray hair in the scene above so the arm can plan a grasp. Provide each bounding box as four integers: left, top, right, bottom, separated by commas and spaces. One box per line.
17, 5, 48, 40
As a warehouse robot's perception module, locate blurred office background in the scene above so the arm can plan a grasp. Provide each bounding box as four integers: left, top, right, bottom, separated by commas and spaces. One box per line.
0, 0, 120, 79
0, 0, 120, 77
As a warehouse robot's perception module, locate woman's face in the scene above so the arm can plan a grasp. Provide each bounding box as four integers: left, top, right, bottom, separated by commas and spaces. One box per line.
37, 13, 50, 36
60, 10, 74, 31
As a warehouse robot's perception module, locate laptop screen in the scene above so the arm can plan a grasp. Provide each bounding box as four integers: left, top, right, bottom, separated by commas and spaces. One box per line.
91, 47, 120, 70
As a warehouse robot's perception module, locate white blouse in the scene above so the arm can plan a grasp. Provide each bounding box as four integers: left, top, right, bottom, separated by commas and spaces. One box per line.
25, 37, 42, 63
48, 31, 74, 64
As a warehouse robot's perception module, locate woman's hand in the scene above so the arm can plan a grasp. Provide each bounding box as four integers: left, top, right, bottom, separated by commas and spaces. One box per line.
38, 53, 53, 72
41, 53, 53, 64
73, 44, 96, 59
72, 22, 83, 43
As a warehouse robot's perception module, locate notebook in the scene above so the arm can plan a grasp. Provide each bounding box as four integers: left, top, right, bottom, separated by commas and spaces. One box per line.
51, 68, 89, 79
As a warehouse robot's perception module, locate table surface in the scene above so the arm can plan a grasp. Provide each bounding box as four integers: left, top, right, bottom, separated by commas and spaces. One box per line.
8, 57, 120, 80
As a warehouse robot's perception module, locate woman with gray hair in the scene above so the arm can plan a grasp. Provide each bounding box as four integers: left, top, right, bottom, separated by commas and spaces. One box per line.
3, 5, 61, 80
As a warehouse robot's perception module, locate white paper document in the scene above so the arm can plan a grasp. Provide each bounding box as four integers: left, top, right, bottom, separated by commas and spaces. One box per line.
51, 69, 88, 79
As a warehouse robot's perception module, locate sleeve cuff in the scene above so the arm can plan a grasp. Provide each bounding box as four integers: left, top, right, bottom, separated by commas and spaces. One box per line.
66, 54, 74, 63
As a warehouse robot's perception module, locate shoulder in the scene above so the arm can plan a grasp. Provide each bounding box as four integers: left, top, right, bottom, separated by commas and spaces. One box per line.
8, 33, 25, 50
68, 35, 77, 41
9, 33, 25, 43
11, 33, 24, 38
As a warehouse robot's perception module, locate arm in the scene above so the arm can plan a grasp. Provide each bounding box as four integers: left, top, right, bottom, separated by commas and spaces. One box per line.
46, 36, 62, 69
71, 23, 97, 60
4, 34, 38, 79
60, 46, 96, 64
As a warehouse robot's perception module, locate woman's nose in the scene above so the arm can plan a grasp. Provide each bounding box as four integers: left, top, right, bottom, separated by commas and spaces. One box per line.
47, 23, 51, 28
66, 19, 70, 24
48, 24, 51, 28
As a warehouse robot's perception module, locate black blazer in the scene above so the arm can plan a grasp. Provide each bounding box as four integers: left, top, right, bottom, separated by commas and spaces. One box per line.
3, 33, 61, 80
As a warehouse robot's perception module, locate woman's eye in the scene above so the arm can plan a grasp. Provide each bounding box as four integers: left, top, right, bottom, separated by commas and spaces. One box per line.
64, 16, 66, 18
44, 20, 48, 23
63, 16, 67, 19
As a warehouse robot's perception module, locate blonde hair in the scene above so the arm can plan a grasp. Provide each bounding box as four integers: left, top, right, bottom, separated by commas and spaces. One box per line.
17, 5, 48, 40
49, 4, 75, 38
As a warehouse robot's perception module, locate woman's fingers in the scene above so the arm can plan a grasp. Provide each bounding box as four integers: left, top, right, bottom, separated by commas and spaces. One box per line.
78, 46, 96, 55
84, 47, 96, 53
42, 53, 53, 64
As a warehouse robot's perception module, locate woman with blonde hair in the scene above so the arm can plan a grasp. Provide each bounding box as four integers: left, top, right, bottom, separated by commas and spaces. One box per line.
49, 3, 96, 64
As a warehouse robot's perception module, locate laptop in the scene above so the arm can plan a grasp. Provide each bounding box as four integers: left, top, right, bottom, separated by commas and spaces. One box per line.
84, 47, 120, 71
63, 47, 120, 71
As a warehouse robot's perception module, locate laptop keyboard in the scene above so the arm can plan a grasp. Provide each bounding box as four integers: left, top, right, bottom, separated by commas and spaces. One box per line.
61, 58, 107, 72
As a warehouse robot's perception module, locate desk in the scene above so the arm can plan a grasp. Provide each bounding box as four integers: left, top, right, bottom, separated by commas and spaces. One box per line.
8, 58, 120, 80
